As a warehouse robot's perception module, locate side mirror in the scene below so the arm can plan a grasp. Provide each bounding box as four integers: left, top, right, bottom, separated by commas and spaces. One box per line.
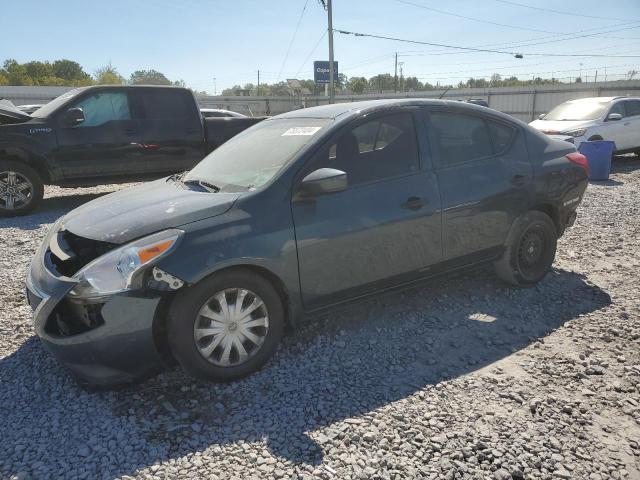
607, 113, 622, 121
295, 168, 347, 199
538, 113, 546, 120
62, 107, 85, 126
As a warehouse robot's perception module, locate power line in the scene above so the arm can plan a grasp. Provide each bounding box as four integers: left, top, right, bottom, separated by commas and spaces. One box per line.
334, 28, 640, 58
395, 0, 560, 34
277, 0, 310, 81
294, 29, 327, 77
493, 0, 635, 22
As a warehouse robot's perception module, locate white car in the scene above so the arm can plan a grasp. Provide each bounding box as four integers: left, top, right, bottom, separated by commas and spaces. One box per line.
530, 96, 640, 153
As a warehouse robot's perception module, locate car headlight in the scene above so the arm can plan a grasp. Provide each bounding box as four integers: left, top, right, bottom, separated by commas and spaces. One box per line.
69, 229, 183, 299
563, 128, 587, 137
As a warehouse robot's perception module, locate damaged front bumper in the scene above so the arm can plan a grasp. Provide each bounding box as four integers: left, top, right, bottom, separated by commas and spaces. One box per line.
25, 240, 170, 388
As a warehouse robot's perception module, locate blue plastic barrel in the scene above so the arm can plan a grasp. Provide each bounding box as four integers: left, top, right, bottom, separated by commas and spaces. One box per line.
578, 140, 616, 181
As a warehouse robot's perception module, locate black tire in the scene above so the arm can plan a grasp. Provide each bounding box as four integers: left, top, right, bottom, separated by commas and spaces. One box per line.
494, 211, 557, 287
0, 160, 44, 216
167, 269, 284, 381
587, 134, 603, 141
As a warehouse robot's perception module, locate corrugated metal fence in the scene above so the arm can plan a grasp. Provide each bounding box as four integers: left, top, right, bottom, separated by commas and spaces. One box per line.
2, 81, 640, 122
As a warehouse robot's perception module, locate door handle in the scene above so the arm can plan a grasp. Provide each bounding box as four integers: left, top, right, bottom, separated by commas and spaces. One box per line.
510, 174, 527, 186
402, 196, 424, 210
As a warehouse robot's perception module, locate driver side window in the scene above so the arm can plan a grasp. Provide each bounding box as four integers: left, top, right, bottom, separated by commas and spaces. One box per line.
315, 112, 420, 185
609, 102, 626, 117
70, 92, 131, 127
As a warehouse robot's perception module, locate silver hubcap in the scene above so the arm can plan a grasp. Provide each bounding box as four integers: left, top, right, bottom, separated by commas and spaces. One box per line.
194, 288, 269, 367
0, 171, 33, 210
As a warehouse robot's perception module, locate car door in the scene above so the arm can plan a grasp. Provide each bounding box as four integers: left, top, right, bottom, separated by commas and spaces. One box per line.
139, 88, 205, 173
291, 109, 442, 309
55, 90, 144, 178
600, 101, 629, 149
618, 99, 640, 150
426, 108, 532, 262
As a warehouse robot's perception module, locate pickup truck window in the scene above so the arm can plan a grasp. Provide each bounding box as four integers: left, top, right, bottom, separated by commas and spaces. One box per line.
70, 92, 131, 127
185, 118, 330, 190
142, 90, 193, 119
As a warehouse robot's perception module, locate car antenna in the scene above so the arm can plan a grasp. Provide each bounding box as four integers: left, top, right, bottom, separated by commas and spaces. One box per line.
438, 87, 450, 99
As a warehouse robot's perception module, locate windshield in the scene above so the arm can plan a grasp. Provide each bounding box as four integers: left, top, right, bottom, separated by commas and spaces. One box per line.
31, 87, 88, 118
185, 118, 331, 190
543, 99, 609, 121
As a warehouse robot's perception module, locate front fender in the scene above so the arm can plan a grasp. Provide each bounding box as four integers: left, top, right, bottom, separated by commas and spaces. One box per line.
156, 193, 303, 323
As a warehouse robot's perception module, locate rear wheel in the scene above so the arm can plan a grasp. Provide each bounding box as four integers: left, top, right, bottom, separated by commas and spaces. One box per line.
0, 161, 44, 216
494, 211, 557, 287
167, 269, 284, 381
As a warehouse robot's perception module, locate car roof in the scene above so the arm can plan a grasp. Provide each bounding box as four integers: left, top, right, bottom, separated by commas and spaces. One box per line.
566, 96, 635, 103
275, 98, 516, 125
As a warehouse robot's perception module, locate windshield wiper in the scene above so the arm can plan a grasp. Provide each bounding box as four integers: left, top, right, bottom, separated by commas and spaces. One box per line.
168, 171, 188, 182
182, 178, 221, 193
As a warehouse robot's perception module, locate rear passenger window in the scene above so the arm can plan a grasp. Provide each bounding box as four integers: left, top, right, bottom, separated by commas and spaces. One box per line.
430, 112, 493, 165
142, 90, 193, 119
488, 121, 515, 153
316, 112, 420, 185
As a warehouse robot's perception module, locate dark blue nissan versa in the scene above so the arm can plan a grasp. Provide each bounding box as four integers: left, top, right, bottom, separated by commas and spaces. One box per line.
25, 99, 589, 388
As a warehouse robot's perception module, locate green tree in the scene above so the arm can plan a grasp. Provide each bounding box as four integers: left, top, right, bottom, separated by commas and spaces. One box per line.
129, 69, 172, 85
94, 63, 125, 85
368, 73, 395, 91
348, 76, 368, 94
404, 76, 423, 91
52, 59, 92, 84
0, 72, 8, 86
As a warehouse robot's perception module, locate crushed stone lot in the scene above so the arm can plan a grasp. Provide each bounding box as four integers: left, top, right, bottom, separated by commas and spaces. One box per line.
1, 160, 639, 480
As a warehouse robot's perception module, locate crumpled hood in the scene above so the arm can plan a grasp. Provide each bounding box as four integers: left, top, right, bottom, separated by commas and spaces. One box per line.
62, 178, 240, 244
0, 99, 32, 124
529, 118, 595, 134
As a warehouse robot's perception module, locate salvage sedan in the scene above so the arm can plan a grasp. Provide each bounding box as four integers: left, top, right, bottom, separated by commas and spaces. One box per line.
26, 99, 589, 388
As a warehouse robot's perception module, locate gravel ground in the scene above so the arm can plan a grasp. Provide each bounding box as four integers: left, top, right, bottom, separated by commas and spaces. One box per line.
1, 160, 639, 480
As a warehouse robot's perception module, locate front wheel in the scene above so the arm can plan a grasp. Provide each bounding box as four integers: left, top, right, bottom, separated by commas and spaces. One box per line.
0, 161, 44, 216
494, 211, 557, 287
167, 269, 284, 381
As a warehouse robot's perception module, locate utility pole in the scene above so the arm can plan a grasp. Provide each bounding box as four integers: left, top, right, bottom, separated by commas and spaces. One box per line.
399, 61, 404, 92
327, 0, 335, 103
213, 77, 217, 96
394, 53, 398, 93
257, 70, 260, 96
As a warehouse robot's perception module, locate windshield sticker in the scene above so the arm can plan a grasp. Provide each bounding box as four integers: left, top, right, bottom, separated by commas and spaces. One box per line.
281, 127, 322, 136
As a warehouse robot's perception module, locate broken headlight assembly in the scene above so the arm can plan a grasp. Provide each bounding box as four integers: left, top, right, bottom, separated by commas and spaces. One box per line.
69, 229, 183, 300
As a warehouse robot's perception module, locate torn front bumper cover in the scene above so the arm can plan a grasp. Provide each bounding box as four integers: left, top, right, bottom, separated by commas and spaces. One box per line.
25, 252, 167, 388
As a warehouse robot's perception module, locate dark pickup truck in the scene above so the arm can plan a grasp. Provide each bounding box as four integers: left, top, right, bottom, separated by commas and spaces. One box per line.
0, 85, 264, 215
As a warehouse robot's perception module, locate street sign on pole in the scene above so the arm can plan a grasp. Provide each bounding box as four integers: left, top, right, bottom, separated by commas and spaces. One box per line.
314, 61, 339, 85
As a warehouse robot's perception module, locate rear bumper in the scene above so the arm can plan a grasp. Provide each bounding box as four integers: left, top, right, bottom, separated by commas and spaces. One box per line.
26, 256, 166, 388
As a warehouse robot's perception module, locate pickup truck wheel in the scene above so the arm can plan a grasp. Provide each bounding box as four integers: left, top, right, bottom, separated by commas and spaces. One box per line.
0, 161, 44, 216
167, 269, 284, 381
494, 211, 557, 287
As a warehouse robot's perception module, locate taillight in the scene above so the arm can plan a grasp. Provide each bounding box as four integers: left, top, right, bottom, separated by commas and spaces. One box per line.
566, 152, 589, 174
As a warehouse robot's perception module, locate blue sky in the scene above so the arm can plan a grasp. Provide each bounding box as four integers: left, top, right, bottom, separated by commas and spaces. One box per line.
2, 0, 640, 93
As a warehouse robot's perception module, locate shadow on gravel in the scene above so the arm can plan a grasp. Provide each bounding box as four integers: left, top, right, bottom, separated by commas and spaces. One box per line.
0, 267, 611, 478
612, 153, 640, 176
0, 192, 111, 230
